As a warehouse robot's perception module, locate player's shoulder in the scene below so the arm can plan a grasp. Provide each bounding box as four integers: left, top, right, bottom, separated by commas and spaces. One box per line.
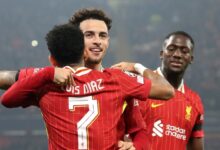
184, 84, 201, 100
184, 84, 204, 111
103, 68, 137, 77
19, 67, 43, 80
103, 68, 121, 73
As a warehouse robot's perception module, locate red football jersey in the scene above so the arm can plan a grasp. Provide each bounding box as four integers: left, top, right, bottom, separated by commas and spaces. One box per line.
134, 68, 204, 150
123, 68, 204, 150
2, 67, 151, 150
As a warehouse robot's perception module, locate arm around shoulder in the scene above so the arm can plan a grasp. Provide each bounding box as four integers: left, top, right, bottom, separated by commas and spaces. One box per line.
142, 68, 174, 100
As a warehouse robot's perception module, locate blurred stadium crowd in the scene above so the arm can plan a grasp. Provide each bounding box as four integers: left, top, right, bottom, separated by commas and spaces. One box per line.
0, 0, 220, 149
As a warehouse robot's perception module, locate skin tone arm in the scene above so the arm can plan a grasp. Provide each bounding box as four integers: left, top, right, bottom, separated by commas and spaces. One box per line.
187, 138, 204, 150
112, 62, 175, 100
0, 71, 18, 90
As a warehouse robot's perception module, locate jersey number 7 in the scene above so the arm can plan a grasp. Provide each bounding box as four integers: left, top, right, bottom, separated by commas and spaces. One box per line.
69, 96, 99, 149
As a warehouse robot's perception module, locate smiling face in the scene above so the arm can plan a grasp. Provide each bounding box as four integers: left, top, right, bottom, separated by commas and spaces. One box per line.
160, 34, 194, 74
79, 19, 109, 67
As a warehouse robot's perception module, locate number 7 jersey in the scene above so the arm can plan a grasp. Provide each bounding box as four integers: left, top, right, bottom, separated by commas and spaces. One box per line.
8, 67, 151, 150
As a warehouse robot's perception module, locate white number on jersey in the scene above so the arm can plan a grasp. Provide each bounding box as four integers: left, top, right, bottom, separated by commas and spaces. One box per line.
69, 96, 99, 149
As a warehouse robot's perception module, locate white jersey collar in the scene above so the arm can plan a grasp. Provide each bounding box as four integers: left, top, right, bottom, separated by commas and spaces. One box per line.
64, 66, 91, 76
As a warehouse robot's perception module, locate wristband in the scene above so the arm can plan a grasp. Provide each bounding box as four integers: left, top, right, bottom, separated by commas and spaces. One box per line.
134, 63, 147, 76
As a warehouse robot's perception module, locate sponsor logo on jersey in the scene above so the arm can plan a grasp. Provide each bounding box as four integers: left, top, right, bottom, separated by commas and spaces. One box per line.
185, 106, 192, 121
152, 120, 163, 137
152, 120, 186, 140
151, 103, 164, 108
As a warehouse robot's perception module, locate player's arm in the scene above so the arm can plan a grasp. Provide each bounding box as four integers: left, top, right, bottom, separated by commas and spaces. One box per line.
187, 137, 204, 150
122, 100, 148, 150
1, 67, 73, 108
0, 70, 18, 90
130, 129, 149, 150
112, 62, 174, 100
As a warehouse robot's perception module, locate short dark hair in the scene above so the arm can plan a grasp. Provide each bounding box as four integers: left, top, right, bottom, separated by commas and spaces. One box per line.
69, 8, 112, 30
163, 31, 195, 49
45, 24, 84, 66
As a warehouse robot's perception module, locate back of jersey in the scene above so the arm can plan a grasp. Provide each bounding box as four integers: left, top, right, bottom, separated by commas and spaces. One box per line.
39, 67, 151, 150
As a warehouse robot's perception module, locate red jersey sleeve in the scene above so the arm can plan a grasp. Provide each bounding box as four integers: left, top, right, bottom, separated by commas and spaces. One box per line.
1, 66, 54, 108
18, 67, 42, 80
124, 99, 146, 134
191, 94, 204, 138
123, 100, 148, 150
17, 67, 45, 107
110, 69, 151, 101
131, 129, 149, 150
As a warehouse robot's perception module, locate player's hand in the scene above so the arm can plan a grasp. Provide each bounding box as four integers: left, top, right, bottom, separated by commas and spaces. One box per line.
53, 67, 75, 86
118, 140, 136, 150
111, 62, 136, 73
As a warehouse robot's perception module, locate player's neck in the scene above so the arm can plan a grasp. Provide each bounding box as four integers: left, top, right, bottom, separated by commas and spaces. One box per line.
67, 62, 85, 70
85, 63, 103, 71
161, 69, 184, 89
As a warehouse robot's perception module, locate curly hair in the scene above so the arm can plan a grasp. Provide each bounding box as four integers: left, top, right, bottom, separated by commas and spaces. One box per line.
69, 8, 112, 30
45, 24, 84, 66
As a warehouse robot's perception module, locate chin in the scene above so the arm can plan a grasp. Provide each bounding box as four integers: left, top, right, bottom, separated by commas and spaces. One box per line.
170, 68, 184, 74
88, 58, 102, 64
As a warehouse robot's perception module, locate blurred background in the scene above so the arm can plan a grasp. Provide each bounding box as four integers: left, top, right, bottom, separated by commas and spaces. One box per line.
0, 0, 219, 149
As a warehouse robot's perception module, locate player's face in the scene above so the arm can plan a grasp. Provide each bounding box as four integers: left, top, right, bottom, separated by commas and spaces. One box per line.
160, 34, 193, 73
80, 19, 109, 66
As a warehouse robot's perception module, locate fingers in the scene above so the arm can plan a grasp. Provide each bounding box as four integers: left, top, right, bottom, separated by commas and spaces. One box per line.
64, 70, 74, 87
111, 63, 122, 69
118, 141, 135, 150
54, 68, 75, 87
69, 73, 76, 86
65, 68, 76, 86
112, 62, 137, 73
118, 141, 124, 150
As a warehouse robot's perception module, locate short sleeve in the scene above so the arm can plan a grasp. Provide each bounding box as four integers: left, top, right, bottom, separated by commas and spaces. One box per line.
115, 69, 151, 101
191, 94, 205, 138
19, 67, 42, 80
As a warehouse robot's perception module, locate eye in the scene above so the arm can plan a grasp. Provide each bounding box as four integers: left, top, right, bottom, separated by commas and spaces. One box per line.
99, 33, 108, 40
181, 47, 190, 54
84, 32, 94, 39
167, 45, 176, 52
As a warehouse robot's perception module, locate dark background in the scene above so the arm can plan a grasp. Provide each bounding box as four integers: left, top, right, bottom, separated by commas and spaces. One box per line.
0, 0, 219, 149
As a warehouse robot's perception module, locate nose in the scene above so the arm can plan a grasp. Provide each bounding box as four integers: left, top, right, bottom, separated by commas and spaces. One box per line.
173, 48, 182, 57
93, 34, 101, 45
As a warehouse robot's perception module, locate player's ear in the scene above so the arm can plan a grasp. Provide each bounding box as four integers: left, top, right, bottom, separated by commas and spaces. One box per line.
189, 55, 194, 64
48, 55, 58, 66
106, 36, 110, 49
160, 50, 163, 59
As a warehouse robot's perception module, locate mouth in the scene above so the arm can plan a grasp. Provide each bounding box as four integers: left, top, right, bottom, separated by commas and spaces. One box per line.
170, 61, 183, 67
89, 47, 102, 53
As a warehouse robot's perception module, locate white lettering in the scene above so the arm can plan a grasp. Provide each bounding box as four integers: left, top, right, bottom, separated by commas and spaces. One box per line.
165, 125, 186, 140
62, 85, 81, 94
63, 79, 104, 95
